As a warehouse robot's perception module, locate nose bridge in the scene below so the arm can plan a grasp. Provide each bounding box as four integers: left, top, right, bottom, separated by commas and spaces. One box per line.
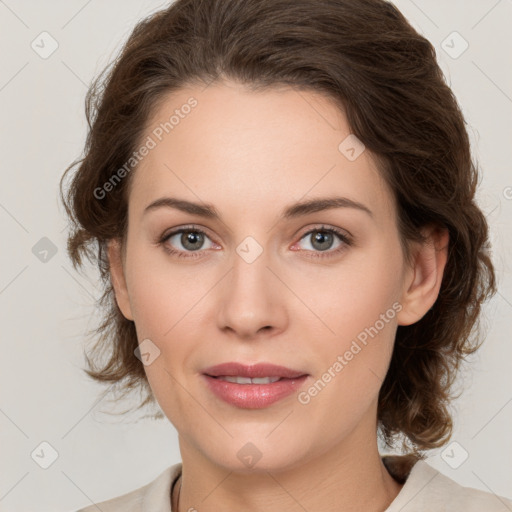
229, 234, 272, 300
216, 232, 286, 337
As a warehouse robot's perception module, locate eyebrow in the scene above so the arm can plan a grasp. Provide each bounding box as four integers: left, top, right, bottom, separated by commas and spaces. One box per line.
143, 196, 373, 220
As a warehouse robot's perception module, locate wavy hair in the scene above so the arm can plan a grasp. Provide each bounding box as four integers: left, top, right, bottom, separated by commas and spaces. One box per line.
59, 0, 496, 456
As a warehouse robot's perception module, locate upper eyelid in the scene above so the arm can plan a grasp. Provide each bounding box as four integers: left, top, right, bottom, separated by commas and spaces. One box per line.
161, 224, 215, 242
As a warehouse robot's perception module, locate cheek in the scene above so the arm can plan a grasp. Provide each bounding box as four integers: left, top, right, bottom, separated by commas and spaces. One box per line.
124, 243, 212, 333
297, 279, 398, 436
302, 243, 403, 343
123, 246, 212, 392
297, 243, 402, 396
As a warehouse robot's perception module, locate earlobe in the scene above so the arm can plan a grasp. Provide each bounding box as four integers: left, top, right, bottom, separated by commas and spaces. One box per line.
107, 238, 134, 321
396, 225, 450, 326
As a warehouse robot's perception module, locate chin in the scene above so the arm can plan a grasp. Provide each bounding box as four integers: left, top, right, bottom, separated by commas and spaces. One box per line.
201, 436, 313, 475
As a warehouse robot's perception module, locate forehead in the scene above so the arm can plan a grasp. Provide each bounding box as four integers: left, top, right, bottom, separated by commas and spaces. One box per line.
129, 80, 395, 225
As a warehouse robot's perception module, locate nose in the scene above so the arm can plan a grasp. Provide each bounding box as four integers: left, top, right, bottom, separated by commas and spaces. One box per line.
216, 246, 288, 340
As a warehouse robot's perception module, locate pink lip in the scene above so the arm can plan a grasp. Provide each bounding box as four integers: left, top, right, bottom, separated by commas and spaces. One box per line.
202, 362, 307, 379
201, 362, 309, 409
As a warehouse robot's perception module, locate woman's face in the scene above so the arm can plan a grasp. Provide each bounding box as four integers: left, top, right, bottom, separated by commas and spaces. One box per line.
109, 80, 425, 472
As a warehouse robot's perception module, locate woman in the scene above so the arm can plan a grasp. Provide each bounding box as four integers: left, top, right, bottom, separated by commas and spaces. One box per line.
60, 0, 512, 510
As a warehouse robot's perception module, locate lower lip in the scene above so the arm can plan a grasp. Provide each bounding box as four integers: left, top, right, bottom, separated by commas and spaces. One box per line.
202, 374, 309, 409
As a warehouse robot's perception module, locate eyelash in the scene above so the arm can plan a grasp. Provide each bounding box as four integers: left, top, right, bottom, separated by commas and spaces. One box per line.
157, 224, 352, 260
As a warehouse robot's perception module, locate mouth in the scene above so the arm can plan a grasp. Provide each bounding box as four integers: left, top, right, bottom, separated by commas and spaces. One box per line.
201, 362, 309, 409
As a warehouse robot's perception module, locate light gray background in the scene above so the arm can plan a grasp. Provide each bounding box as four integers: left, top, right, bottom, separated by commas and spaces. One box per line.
0, 1, 511, 510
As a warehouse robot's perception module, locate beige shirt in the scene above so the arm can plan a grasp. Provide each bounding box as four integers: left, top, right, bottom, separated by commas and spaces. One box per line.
74, 456, 512, 511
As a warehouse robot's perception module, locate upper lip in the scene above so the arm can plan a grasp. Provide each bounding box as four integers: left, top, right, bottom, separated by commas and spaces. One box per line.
202, 362, 308, 379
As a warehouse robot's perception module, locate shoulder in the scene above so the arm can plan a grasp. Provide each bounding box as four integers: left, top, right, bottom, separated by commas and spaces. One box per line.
425, 465, 512, 511
384, 456, 512, 512
72, 463, 182, 512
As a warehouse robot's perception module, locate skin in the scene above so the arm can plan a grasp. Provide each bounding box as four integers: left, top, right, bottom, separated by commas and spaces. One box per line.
108, 79, 449, 512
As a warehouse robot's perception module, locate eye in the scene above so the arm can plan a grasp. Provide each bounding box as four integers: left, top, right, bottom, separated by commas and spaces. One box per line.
158, 224, 352, 260
158, 225, 216, 259
292, 225, 352, 259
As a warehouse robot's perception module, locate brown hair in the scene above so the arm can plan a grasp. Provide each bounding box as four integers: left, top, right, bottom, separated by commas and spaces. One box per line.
59, 0, 496, 457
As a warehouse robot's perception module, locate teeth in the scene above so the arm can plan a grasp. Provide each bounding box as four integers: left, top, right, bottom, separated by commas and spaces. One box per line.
251, 376, 281, 384
218, 376, 282, 384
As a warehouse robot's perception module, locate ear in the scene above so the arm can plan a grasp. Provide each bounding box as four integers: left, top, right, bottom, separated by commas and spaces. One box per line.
107, 238, 134, 321
396, 224, 450, 326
